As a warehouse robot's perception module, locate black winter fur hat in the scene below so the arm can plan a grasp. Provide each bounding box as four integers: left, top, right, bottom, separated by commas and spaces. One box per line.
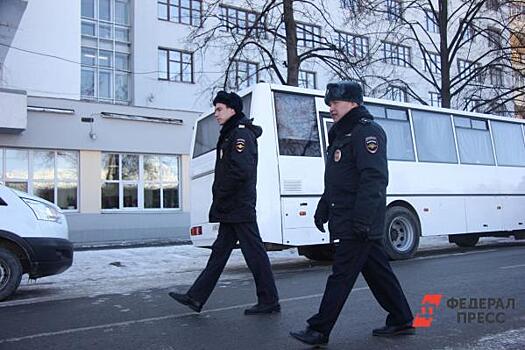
324, 81, 363, 105
213, 91, 243, 114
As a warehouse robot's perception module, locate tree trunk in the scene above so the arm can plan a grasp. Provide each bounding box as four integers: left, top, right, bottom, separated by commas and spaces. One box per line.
439, 0, 451, 108
283, 0, 299, 86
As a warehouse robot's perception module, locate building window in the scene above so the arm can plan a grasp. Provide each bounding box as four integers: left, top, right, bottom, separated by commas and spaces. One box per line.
158, 48, 193, 83
101, 153, 180, 210
81, 0, 131, 104
422, 51, 441, 74
489, 66, 504, 87
220, 5, 264, 37
458, 59, 482, 83
386, 85, 407, 102
487, 26, 502, 49
158, 0, 202, 26
296, 22, 321, 48
228, 60, 258, 90
425, 9, 439, 33
429, 92, 442, 107
298, 70, 317, 89
382, 42, 411, 67
462, 19, 476, 42
341, 0, 362, 12
486, 0, 500, 11
386, 0, 402, 21
337, 31, 369, 58
0, 148, 79, 210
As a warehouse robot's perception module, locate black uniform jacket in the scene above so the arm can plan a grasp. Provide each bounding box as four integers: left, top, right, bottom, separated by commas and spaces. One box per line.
317, 106, 388, 240
209, 113, 262, 223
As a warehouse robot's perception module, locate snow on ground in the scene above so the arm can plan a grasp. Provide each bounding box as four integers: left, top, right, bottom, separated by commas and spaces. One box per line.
4, 236, 521, 306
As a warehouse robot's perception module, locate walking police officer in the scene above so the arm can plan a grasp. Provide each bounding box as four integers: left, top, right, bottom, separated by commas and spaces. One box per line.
169, 91, 280, 315
290, 81, 414, 346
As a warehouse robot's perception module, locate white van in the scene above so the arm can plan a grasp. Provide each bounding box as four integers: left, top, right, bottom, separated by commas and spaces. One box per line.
0, 183, 73, 301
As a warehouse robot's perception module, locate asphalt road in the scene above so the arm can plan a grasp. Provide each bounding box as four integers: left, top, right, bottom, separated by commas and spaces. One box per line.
1, 245, 524, 350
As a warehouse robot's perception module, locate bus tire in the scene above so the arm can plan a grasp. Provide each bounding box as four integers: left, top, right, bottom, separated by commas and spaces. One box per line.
0, 247, 23, 302
449, 234, 479, 248
298, 244, 335, 262
384, 206, 420, 260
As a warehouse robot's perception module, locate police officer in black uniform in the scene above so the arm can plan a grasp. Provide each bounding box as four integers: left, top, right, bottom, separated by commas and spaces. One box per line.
169, 91, 280, 315
290, 81, 414, 346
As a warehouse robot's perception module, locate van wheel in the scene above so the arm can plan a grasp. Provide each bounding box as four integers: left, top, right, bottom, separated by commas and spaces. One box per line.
0, 247, 23, 302
298, 245, 335, 262
449, 234, 479, 248
384, 206, 420, 260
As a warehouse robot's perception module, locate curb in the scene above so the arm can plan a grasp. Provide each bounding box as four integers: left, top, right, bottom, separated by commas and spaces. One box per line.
73, 239, 192, 251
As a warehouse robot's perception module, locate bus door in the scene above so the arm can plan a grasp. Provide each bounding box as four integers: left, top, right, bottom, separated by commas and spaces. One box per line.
272, 91, 328, 246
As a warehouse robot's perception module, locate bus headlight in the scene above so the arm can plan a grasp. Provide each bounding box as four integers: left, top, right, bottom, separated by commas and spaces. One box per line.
22, 198, 61, 222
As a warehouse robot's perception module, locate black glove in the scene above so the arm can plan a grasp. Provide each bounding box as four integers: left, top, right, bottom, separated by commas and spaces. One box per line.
314, 198, 329, 233
314, 216, 326, 233
352, 222, 370, 242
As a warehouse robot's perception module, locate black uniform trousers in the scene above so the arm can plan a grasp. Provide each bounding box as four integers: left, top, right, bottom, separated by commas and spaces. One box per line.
307, 239, 413, 335
187, 222, 279, 306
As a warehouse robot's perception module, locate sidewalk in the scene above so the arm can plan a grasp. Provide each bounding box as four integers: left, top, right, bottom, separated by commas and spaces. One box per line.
5, 236, 522, 306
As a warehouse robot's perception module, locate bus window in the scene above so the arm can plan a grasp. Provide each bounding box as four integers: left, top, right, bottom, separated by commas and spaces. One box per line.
242, 93, 252, 118
491, 121, 525, 166
193, 113, 220, 158
274, 92, 321, 157
367, 104, 415, 161
412, 110, 458, 163
453, 116, 495, 165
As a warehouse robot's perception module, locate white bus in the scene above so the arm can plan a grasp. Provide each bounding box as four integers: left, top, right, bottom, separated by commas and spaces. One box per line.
189, 83, 525, 260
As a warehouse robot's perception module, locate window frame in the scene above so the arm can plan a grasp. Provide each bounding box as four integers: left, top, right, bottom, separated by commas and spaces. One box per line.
101, 152, 182, 211
81, 0, 131, 104
425, 9, 439, 33
296, 22, 322, 48
158, 0, 203, 26
228, 59, 259, 90
0, 148, 80, 211
158, 47, 194, 83
336, 30, 369, 58
382, 41, 411, 67
298, 70, 317, 89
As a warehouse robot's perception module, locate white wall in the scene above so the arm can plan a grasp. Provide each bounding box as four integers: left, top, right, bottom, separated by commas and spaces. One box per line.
133, 0, 207, 111
2, 0, 80, 99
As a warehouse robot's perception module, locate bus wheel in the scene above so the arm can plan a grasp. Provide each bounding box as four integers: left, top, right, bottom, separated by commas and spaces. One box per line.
0, 247, 23, 301
449, 234, 479, 248
298, 244, 335, 262
384, 206, 420, 260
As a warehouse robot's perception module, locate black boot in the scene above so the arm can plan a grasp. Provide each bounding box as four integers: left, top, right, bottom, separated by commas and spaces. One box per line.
168, 292, 202, 313
244, 302, 281, 315
290, 327, 329, 347
372, 323, 415, 337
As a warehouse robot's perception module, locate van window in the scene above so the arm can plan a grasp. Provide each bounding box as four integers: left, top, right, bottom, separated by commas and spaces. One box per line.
193, 114, 220, 158
274, 92, 321, 157
367, 105, 415, 161
491, 121, 525, 166
454, 116, 495, 165
412, 111, 457, 163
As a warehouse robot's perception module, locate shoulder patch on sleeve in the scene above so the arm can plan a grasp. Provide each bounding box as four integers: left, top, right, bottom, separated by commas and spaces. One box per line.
365, 136, 379, 154
235, 138, 246, 152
